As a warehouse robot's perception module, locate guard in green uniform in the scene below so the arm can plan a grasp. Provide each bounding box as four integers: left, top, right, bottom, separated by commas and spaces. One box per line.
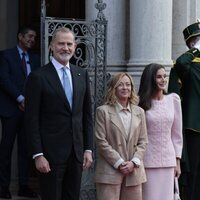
169, 21, 200, 200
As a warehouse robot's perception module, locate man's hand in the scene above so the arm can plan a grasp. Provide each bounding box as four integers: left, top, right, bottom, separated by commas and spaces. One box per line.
18, 100, 25, 111
83, 151, 93, 170
35, 155, 51, 173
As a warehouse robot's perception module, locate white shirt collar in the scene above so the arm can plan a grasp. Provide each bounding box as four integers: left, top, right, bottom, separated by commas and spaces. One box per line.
116, 101, 131, 112
17, 46, 27, 56
52, 57, 70, 70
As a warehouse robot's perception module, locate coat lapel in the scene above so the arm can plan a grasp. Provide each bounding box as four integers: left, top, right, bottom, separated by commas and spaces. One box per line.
45, 63, 71, 110
70, 65, 77, 109
108, 106, 128, 140
12, 47, 26, 77
128, 105, 140, 141
29, 54, 38, 71
70, 64, 83, 111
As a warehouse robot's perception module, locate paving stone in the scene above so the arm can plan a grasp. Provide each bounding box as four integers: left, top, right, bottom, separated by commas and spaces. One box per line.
0, 196, 40, 200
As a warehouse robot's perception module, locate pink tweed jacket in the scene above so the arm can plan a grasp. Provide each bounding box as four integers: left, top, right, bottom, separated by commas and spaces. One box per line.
143, 93, 183, 168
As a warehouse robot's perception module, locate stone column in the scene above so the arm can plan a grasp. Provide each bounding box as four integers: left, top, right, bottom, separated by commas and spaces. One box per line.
128, 0, 173, 90
0, 0, 8, 49
85, 0, 96, 20
0, 0, 18, 50
86, 0, 127, 73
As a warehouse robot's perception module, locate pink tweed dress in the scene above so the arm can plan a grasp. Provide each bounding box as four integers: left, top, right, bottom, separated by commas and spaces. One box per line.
142, 93, 183, 200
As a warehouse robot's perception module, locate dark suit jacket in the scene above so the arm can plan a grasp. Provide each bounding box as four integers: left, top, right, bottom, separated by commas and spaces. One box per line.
24, 62, 93, 164
0, 47, 40, 117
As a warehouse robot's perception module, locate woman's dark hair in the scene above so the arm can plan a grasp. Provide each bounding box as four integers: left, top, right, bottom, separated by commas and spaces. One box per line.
138, 63, 166, 111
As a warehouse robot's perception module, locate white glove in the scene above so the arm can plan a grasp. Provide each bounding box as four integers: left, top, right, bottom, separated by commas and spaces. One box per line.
194, 39, 200, 51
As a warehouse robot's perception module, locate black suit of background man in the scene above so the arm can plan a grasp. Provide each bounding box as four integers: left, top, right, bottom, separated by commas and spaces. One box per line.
24, 27, 93, 200
0, 26, 40, 199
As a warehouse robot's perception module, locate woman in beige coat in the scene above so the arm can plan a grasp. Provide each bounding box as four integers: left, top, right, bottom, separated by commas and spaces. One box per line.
95, 72, 148, 200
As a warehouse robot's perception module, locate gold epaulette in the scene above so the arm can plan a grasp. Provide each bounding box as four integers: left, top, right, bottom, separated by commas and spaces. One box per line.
192, 57, 200, 62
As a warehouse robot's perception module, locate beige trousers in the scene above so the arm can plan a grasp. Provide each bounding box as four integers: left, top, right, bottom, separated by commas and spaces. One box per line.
96, 181, 142, 200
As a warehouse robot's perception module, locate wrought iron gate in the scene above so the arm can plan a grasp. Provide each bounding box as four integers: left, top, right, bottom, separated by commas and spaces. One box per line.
40, 1, 107, 199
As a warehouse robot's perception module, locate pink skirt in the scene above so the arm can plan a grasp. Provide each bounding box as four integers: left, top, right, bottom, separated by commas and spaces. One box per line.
142, 168, 174, 200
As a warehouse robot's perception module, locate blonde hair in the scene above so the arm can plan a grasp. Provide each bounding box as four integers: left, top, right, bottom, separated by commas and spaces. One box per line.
104, 72, 138, 105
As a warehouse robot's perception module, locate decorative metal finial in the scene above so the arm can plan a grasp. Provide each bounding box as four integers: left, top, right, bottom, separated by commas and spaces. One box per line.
41, 0, 46, 19
95, 0, 106, 21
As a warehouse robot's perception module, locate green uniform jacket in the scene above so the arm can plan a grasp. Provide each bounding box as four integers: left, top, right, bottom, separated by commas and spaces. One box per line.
175, 48, 200, 132
168, 48, 200, 183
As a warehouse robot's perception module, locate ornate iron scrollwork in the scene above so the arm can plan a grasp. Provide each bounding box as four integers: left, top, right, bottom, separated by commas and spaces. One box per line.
95, 0, 106, 21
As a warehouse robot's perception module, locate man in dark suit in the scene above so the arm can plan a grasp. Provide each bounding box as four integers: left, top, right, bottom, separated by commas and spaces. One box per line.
24, 27, 93, 200
0, 26, 40, 199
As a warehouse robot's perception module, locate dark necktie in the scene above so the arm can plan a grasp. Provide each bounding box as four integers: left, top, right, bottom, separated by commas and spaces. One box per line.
21, 52, 27, 76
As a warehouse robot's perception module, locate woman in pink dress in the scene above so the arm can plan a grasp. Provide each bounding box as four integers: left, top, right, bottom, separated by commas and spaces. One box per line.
138, 63, 183, 200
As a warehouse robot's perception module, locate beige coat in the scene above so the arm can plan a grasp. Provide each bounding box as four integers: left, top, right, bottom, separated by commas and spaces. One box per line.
94, 104, 148, 186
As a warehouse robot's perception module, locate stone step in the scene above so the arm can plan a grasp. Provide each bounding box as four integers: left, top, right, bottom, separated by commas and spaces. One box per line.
0, 196, 40, 200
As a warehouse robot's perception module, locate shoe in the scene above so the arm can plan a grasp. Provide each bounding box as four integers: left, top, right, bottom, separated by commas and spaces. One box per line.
18, 186, 38, 198
0, 186, 12, 199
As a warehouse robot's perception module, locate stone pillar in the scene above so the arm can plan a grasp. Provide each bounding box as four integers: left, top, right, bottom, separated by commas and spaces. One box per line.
128, 0, 173, 90
85, 0, 96, 20
0, 0, 18, 50
86, 0, 127, 73
172, 0, 200, 60
0, 0, 8, 49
